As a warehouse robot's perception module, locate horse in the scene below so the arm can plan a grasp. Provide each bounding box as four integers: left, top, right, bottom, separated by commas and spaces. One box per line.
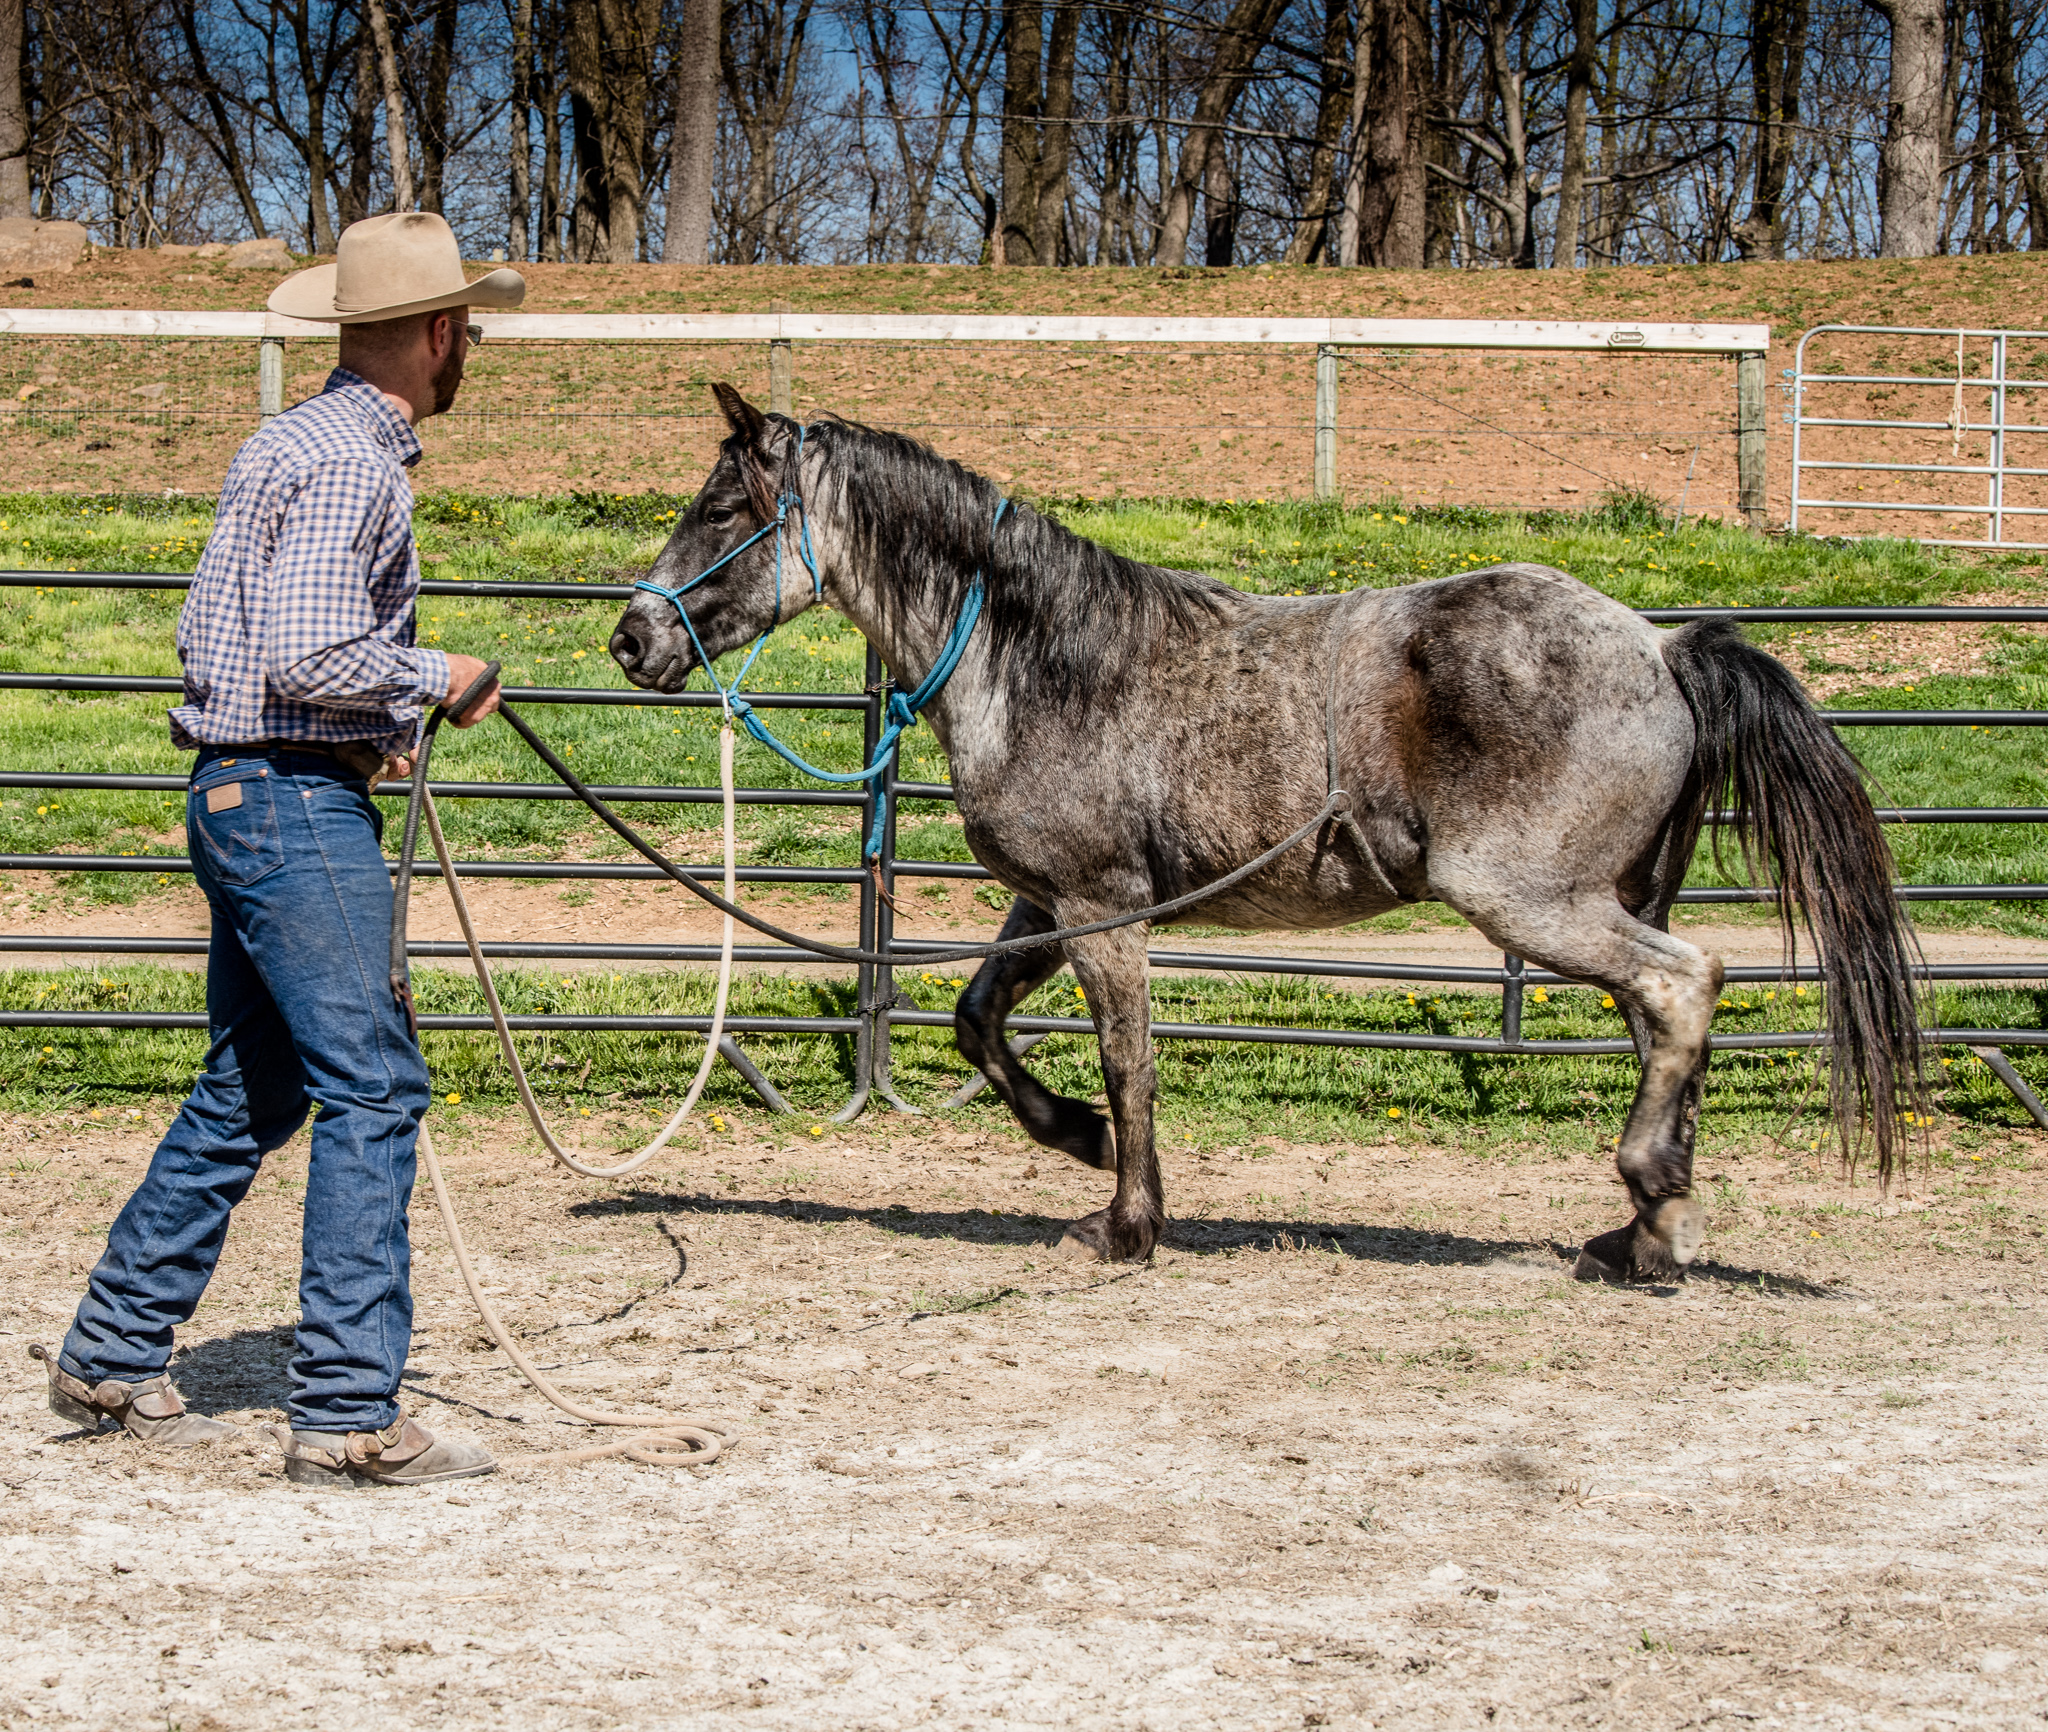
607, 383, 1923, 1279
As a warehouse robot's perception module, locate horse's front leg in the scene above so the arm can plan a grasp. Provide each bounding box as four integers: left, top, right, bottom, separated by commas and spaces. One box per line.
1054, 925, 1162, 1263
955, 897, 1116, 1170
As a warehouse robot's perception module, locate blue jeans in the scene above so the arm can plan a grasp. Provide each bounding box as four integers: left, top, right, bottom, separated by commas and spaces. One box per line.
62, 747, 430, 1431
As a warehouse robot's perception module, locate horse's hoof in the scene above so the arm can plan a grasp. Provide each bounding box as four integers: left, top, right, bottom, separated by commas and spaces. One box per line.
1571, 1224, 1633, 1284
1645, 1196, 1704, 1266
1058, 1210, 1113, 1262
1058, 1207, 1154, 1263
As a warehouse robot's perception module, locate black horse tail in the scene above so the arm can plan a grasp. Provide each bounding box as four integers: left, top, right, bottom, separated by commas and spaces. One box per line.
1660, 618, 1924, 1182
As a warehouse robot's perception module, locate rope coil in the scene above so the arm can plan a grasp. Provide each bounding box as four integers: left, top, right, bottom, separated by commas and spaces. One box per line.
408, 691, 746, 1470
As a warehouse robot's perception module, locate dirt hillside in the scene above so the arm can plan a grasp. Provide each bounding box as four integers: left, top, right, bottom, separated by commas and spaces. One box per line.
8, 251, 2046, 521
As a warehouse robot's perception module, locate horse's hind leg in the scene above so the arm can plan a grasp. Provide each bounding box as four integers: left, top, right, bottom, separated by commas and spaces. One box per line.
954, 897, 1117, 1171
1460, 888, 1723, 1283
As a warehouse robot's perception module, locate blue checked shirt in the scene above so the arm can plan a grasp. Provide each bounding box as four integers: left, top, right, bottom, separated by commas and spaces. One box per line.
169, 368, 450, 757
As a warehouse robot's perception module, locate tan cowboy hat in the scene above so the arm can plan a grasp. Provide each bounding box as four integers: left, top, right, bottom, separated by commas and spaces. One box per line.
268, 212, 525, 324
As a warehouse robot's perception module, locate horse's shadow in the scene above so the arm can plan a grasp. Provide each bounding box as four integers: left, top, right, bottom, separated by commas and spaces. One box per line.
576, 1187, 1525, 1270
131, 1198, 1840, 1420
570, 1188, 1846, 1296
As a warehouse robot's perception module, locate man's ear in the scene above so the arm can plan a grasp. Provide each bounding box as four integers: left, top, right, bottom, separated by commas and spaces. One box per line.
711, 381, 790, 520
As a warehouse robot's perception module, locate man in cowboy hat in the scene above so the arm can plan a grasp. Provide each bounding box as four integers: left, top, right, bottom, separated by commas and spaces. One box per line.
36, 213, 520, 1488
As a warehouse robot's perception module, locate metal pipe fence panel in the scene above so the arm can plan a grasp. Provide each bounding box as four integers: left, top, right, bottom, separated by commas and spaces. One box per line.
1790, 325, 2048, 548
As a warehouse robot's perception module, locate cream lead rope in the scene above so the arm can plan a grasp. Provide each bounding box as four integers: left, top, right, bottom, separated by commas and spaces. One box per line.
410, 715, 744, 1468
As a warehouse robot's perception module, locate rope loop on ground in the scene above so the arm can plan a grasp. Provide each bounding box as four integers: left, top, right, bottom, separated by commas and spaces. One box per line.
412, 712, 746, 1469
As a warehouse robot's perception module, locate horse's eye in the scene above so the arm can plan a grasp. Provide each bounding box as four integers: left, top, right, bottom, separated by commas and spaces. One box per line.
703, 505, 736, 528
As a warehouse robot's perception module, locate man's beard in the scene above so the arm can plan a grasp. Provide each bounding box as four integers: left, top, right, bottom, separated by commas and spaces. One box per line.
427, 342, 465, 418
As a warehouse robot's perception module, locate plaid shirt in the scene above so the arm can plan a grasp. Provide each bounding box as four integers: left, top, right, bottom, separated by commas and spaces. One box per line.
169, 368, 450, 757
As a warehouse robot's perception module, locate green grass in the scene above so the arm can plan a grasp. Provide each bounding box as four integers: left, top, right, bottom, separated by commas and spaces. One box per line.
2, 486, 2043, 926
2, 487, 2047, 1139
4, 960, 2044, 1157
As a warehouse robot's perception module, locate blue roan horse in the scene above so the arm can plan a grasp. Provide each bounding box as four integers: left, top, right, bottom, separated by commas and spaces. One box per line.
609, 385, 1922, 1279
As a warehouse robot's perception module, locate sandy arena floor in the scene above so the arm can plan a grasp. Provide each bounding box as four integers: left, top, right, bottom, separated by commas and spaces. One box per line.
2, 1106, 2044, 1730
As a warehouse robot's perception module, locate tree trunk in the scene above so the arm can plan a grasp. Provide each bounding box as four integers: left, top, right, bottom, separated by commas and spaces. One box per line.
564, 0, 661, 262
416, 0, 457, 214
1734, 0, 1808, 260
1978, 0, 2048, 249
998, 1, 1044, 265
342, 26, 377, 225
1589, 18, 1623, 262
0, 0, 32, 219
510, 0, 533, 258
280, 0, 339, 252
538, 0, 565, 259
1354, 0, 1426, 268
1335, 1, 1372, 267
1203, 132, 1236, 264
1154, 0, 1292, 265
1284, 0, 1353, 265
663, 0, 718, 262
1868, 0, 1945, 257
366, 0, 414, 211
1550, 0, 1597, 267
1030, 3, 1078, 265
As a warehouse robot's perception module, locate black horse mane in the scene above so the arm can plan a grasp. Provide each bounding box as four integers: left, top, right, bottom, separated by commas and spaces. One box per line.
801, 415, 1238, 705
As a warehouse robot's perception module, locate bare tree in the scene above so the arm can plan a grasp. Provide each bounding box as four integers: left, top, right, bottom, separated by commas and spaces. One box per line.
1734, 0, 1808, 258
537, 0, 567, 257
1283, 0, 1356, 263
365, 0, 415, 210
1865, 0, 1945, 256
1154, 0, 1293, 265
510, 0, 533, 257
339, 25, 378, 223
920, 0, 1002, 259
564, 0, 660, 261
720, 0, 818, 262
1978, 0, 2048, 248
413, 0, 458, 215
1352, 0, 1429, 267
1000, 2, 1081, 265
663, 0, 718, 262
0, 0, 28, 218
1550, 0, 1597, 265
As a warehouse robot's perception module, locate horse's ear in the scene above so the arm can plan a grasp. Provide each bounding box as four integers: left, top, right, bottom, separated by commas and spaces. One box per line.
712, 382, 766, 445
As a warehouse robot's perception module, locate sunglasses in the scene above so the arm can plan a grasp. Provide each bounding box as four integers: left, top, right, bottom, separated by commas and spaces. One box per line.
464, 322, 485, 351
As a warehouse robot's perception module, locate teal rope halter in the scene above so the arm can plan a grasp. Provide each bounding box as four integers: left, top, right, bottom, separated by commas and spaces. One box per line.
633, 427, 1008, 860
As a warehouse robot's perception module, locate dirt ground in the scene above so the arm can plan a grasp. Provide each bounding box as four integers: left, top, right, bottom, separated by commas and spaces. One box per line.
3, 1107, 2044, 1730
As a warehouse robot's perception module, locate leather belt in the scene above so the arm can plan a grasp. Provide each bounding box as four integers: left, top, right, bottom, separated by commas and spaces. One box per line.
201, 739, 390, 783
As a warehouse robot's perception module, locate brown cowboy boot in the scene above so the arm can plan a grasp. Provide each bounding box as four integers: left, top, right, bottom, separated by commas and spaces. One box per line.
276, 1415, 496, 1488
30, 1344, 237, 1446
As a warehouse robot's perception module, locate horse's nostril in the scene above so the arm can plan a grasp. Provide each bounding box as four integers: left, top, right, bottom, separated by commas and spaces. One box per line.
610, 627, 641, 667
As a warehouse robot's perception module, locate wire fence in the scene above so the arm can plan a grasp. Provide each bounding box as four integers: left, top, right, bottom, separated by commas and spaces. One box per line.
2, 567, 2046, 1128
0, 313, 1766, 518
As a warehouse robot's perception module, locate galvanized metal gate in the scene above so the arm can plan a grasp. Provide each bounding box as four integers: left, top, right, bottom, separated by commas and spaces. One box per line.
1790, 324, 2048, 549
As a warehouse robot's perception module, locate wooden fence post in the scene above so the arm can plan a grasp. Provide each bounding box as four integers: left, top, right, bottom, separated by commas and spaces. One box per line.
1737, 349, 1767, 529
1314, 344, 1338, 500
769, 300, 793, 417
259, 337, 285, 422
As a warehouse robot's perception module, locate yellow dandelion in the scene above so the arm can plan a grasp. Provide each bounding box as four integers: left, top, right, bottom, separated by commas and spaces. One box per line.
1601, 994, 1616, 1008
809, 1124, 823, 1136
445, 1092, 462, 1105
1387, 1107, 1402, 1119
